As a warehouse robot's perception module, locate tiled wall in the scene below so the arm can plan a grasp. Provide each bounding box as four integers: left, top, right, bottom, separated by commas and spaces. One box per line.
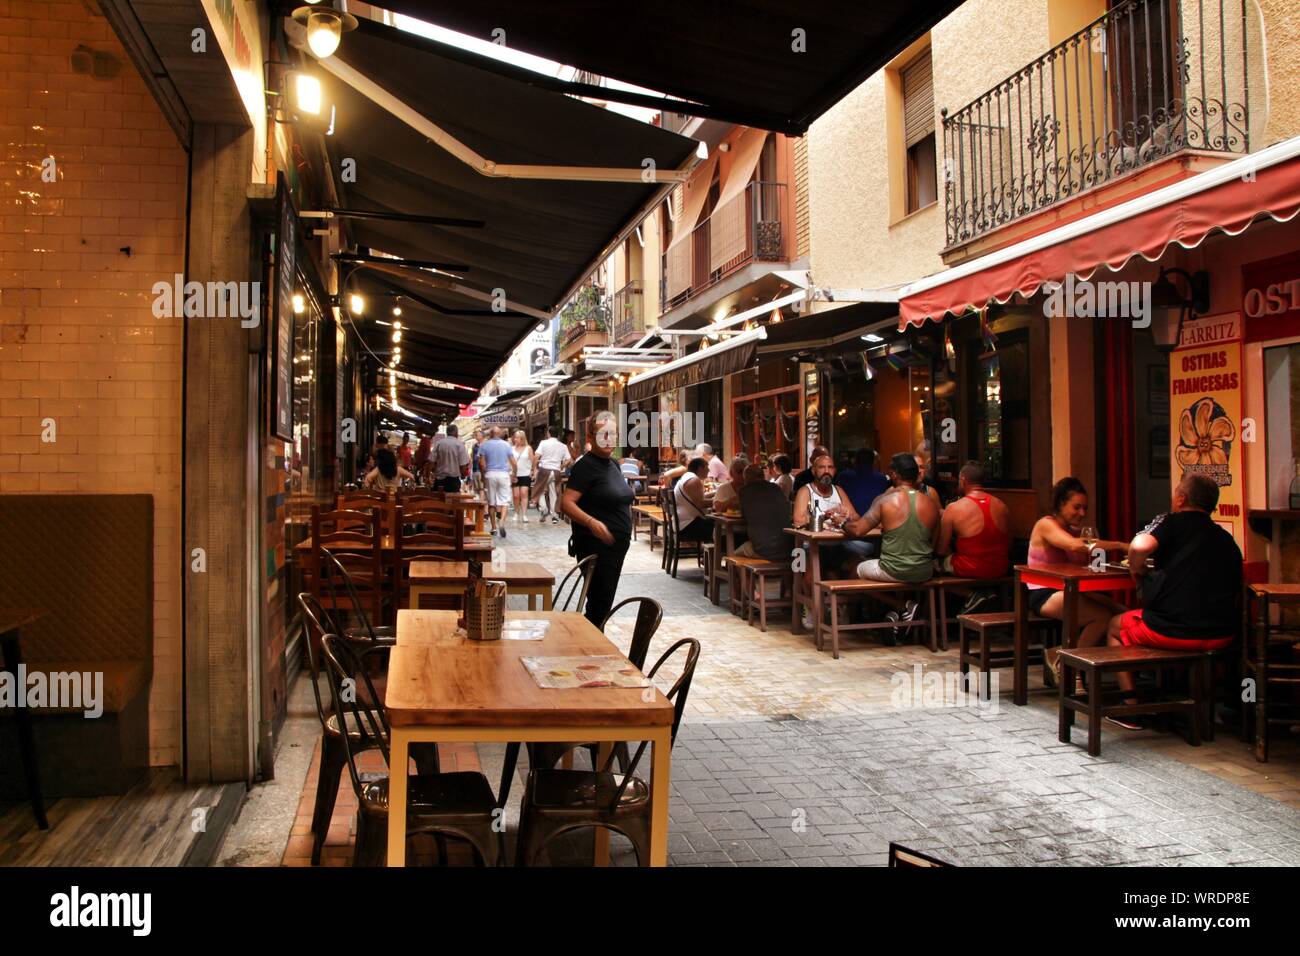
0, 1, 186, 765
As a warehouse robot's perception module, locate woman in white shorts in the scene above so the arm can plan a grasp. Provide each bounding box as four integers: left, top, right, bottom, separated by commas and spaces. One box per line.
510, 429, 534, 522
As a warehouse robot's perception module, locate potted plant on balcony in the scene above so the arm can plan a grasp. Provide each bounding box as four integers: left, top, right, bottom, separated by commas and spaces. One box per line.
559, 284, 611, 357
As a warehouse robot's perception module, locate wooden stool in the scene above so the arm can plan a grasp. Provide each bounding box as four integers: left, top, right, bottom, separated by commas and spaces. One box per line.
727, 556, 792, 631
957, 610, 1059, 698
1057, 646, 1208, 757
1242, 582, 1300, 762
700, 543, 717, 601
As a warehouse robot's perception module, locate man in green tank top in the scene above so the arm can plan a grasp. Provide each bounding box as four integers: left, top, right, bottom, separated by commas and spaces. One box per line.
845, 452, 940, 584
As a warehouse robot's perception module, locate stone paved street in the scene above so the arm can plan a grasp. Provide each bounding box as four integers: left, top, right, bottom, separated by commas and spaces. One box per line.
477, 514, 1300, 866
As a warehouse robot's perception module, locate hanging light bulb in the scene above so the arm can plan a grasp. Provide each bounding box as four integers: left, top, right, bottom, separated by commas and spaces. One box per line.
769, 308, 783, 324
293, 73, 322, 115
292, 293, 305, 315
393, 306, 402, 317
392, 330, 402, 343
293, 6, 358, 60
349, 293, 364, 315
392, 320, 402, 330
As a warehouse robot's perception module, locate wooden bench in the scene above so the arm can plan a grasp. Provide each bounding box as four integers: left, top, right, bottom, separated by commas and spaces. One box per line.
1057, 646, 1208, 756
816, 579, 937, 659
725, 556, 793, 632
0, 495, 153, 798
957, 611, 1061, 698
631, 504, 663, 551
930, 575, 1013, 650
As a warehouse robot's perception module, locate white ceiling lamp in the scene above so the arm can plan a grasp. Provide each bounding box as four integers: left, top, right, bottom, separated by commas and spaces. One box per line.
293, 5, 358, 60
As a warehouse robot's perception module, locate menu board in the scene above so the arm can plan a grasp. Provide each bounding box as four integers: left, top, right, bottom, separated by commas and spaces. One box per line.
522, 656, 650, 689
271, 173, 296, 441
1170, 314, 1244, 545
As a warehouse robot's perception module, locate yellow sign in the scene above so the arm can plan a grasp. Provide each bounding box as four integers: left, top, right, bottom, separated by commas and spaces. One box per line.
1170, 331, 1244, 545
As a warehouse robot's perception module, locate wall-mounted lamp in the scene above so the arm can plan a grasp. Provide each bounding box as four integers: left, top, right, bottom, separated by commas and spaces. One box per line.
1150, 268, 1211, 353
292, 4, 358, 60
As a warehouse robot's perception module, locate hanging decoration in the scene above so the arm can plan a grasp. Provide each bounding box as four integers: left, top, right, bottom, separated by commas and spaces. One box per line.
779, 400, 800, 443
978, 306, 998, 351
944, 323, 957, 371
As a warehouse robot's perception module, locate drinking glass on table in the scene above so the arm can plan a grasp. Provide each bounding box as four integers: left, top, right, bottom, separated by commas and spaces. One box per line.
1080, 526, 1097, 551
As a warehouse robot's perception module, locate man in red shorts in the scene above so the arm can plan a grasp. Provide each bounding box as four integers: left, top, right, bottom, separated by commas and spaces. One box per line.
1105, 472, 1241, 727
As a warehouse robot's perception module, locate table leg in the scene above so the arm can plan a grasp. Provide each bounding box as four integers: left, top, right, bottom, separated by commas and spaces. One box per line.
710, 522, 724, 606
1013, 573, 1028, 706
386, 728, 409, 867
1062, 584, 1080, 649
1, 630, 48, 830
649, 728, 671, 867
541, 589, 553, 611
593, 741, 613, 867
527, 593, 537, 611
810, 541, 823, 650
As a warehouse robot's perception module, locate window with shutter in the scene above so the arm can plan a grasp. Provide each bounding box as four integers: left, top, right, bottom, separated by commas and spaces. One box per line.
902, 50, 938, 214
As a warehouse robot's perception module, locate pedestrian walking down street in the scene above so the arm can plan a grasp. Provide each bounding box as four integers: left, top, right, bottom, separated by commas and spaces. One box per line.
530, 425, 571, 523
561, 410, 633, 625
477, 426, 517, 537
510, 428, 535, 523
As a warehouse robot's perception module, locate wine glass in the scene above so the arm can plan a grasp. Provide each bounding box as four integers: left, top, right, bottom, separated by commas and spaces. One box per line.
1080, 526, 1097, 551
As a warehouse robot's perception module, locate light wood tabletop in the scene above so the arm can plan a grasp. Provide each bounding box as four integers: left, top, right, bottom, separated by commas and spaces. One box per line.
405, 561, 556, 610
385, 610, 675, 867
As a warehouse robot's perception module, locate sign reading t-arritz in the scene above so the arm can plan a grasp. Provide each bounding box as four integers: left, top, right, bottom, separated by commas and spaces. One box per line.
1170, 314, 1244, 546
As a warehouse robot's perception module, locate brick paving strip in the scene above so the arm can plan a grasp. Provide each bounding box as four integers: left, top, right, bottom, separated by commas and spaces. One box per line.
272, 517, 1300, 867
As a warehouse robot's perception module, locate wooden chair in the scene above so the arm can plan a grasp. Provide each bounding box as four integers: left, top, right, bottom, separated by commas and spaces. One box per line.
515, 638, 701, 867
660, 487, 703, 578
307, 507, 386, 633
337, 491, 388, 513
319, 635, 503, 866
1242, 582, 1300, 761
391, 507, 465, 611
930, 574, 1012, 650
889, 843, 953, 867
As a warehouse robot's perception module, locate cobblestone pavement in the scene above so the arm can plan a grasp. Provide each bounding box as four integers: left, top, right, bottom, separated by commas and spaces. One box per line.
487, 513, 1300, 866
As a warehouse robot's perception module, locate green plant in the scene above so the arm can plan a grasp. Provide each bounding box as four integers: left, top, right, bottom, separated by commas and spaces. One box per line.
559, 284, 611, 334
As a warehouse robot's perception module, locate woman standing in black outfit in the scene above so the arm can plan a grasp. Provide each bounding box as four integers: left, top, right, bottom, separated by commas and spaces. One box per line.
561, 410, 634, 626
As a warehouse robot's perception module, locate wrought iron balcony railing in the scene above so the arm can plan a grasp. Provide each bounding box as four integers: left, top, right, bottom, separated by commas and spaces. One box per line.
612, 279, 644, 342
941, 0, 1251, 248
661, 181, 788, 313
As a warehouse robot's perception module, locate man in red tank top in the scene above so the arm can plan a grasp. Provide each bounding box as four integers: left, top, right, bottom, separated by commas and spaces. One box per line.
935, 461, 1012, 580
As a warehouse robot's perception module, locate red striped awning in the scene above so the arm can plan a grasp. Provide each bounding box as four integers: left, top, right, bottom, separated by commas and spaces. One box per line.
899, 138, 1300, 328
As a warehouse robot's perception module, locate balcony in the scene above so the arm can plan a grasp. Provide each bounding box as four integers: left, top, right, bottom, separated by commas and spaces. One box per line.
611, 280, 645, 343
941, 0, 1251, 249
661, 181, 789, 313
557, 284, 611, 363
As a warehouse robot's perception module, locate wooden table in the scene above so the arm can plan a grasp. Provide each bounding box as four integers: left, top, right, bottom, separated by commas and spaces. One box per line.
1012, 563, 1136, 706
406, 561, 556, 610
709, 514, 747, 606
0, 608, 48, 829
788, 528, 871, 636
294, 534, 493, 559
385, 610, 675, 866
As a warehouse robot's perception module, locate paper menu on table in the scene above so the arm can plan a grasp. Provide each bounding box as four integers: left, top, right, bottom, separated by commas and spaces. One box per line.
521, 655, 650, 689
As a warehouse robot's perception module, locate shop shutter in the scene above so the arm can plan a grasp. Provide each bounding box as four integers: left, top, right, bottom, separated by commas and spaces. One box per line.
902, 50, 935, 148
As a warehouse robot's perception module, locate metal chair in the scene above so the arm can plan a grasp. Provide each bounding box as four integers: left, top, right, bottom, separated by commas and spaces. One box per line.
497, 596, 664, 807
553, 554, 596, 612
515, 638, 701, 866
320, 547, 394, 647
319, 634, 503, 867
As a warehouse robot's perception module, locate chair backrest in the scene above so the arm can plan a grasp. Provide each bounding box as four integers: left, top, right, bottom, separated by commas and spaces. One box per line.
296, 591, 338, 730
313, 505, 381, 543
660, 486, 680, 539
554, 554, 597, 612
320, 547, 388, 645
320, 634, 390, 800
600, 597, 662, 671
602, 637, 701, 808
394, 506, 464, 552
337, 492, 388, 511
888, 843, 952, 867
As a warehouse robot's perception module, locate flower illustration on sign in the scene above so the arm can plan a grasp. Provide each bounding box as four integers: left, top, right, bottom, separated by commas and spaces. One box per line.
1176, 396, 1235, 484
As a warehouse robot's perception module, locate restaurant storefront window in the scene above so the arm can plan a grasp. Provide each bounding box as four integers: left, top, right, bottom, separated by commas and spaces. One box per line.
730, 360, 802, 464
686, 380, 723, 453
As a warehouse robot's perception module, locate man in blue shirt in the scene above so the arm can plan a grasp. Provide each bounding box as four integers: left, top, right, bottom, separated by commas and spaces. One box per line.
835, 447, 890, 515
477, 426, 517, 537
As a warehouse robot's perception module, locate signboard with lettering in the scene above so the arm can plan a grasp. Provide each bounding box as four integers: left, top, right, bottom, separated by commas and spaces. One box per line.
1241, 251, 1300, 343
482, 409, 523, 427
200, 0, 267, 183
272, 175, 296, 441
1170, 314, 1244, 545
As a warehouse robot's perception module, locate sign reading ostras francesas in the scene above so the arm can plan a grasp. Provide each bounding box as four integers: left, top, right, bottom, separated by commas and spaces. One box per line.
1170, 314, 1244, 546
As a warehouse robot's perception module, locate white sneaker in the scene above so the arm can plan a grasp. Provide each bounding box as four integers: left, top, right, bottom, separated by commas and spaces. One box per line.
523, 515, 529, 523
